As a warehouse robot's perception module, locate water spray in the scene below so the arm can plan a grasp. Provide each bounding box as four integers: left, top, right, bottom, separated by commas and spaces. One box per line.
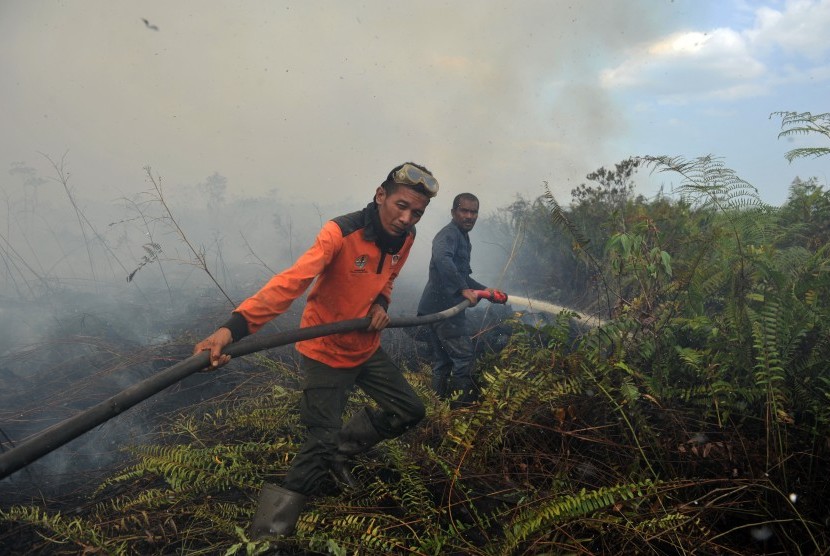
507, 295, 606, 327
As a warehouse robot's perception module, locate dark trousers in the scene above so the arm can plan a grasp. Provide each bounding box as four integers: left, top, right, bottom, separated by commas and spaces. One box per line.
425, 321, 477, 405
282, 348, 425, 496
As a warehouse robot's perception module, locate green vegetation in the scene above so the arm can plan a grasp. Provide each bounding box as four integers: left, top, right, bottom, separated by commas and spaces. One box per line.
772, 111, 830, 163
2, 116, 829, 554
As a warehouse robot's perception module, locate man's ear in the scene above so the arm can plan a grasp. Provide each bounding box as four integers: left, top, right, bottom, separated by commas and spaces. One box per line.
375, 186, 386, 204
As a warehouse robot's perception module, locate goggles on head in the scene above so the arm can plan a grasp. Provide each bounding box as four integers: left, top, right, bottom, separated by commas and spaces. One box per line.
392, 164, 439, 197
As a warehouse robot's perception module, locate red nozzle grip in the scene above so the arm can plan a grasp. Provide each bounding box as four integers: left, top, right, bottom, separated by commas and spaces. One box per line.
474, 289, 508, 304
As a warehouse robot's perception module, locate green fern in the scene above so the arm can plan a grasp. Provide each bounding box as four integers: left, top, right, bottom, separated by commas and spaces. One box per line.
0, 505, 126, 554
498, 479, 657, 554
99, 441, 275, 493
771, 111, 830, 162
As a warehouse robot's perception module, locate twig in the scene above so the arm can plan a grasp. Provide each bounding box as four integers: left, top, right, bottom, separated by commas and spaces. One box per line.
143, 166, 235, 306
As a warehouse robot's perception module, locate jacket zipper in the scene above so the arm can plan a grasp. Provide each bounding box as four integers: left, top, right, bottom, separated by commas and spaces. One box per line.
376, 252, 386, 274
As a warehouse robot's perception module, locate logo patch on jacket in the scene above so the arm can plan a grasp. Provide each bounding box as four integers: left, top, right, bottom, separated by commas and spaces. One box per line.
354, 254, 368, 272
391, 254, 400, 266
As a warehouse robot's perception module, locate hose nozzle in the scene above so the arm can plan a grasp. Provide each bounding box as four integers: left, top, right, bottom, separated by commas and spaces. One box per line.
474, 289, 508, 304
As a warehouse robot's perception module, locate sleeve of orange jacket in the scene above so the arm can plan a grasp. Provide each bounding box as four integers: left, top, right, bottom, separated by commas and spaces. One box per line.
231, 222, 343, 336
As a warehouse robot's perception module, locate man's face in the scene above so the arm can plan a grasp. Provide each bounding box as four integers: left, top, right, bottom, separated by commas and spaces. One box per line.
375, 185, 430, 236
451, 198, 479, 232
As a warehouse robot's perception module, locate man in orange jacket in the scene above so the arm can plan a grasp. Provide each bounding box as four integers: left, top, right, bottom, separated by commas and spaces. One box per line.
194, 162, 438, 540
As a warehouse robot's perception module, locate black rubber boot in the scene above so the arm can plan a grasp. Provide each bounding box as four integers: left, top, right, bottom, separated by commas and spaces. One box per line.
431, 364, 452, 399
337, 408, 383, 456
249, 483, 307, 541
328, 455, 359, 489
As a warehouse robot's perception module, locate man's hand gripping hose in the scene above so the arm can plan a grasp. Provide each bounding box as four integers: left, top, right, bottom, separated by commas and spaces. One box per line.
0, 294, 506, 480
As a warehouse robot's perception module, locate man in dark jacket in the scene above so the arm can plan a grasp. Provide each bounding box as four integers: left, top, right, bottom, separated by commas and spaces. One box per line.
417, 192, 501, 407
194, 162, 438, 540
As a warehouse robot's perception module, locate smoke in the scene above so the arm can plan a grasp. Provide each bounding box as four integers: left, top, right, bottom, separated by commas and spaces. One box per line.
0, 1, 679, 215
1, 0, 671, 501
0, 157, 525, 502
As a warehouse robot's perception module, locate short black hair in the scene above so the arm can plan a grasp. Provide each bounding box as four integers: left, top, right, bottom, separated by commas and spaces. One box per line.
382, 162, 434, 197
452, 192, 479, 211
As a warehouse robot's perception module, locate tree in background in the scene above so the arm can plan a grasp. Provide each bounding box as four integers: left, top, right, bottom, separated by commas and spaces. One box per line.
776, 176, 830, 250
570, 157, 642, 235
771, 111, 830, 250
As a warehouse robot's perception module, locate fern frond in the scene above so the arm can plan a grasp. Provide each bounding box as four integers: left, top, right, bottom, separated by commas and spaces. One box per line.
499, 479, 656, 553
771, 111, 830, 162
0, 505, 124, 554
101, 487, 176, 512
100, 441, 281, 493
543, 186, 590, 249
640, 155, 766, 214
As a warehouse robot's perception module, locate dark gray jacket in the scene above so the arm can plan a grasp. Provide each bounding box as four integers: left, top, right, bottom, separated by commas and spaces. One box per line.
417, 221, 486, 333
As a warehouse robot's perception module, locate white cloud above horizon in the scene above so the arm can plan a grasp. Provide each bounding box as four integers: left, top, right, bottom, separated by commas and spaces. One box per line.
600, 0, 830, 105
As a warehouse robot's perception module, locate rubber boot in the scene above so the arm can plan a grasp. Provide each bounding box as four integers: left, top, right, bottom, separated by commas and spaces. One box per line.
337, 408, 383, 456
328, 454, 359, 489
249, 483, 307, 541
431, 364, 451, 399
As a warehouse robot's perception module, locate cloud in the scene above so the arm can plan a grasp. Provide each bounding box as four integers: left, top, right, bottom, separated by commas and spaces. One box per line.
600, 0, 830, 103
747, 0, 830, 59
600, 28, 765, 102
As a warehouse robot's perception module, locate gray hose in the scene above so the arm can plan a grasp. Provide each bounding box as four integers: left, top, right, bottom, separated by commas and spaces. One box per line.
0, 300, 470, 480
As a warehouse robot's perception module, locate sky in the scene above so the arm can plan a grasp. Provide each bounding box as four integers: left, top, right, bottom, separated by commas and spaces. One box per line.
1, 0, 828, 215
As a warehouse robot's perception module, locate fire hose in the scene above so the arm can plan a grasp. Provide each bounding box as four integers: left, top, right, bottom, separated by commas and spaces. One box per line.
0, 290, 507, 480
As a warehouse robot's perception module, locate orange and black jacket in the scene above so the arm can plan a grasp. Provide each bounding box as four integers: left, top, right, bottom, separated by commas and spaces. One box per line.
222, 201, 415, 368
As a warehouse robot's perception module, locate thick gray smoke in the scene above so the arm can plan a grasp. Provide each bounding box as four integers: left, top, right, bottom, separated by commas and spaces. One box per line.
0, 164, 522, 503
0, 1, 685, 215
0, 0, 695, 503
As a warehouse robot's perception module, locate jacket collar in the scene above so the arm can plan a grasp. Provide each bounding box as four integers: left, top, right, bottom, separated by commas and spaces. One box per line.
454, 221, 470, 236
364, 201, 406, 255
